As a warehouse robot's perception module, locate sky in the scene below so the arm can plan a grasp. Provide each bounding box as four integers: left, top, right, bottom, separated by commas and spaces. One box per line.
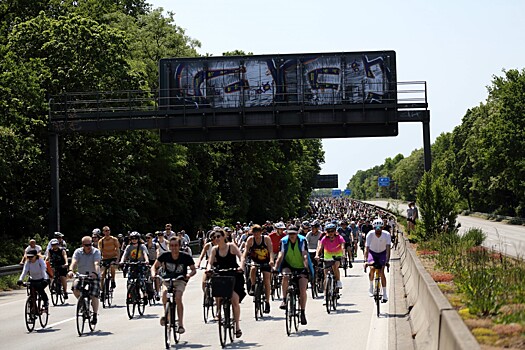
150, 0, 525, 188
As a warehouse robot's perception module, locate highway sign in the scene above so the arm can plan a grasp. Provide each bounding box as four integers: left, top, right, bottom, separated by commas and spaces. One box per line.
378, 177, 390, 187
344, 189, 352, 196
332, 189, 342, 197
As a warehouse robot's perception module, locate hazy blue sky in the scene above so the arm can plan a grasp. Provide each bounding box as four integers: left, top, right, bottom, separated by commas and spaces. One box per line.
150, 0, 525, 188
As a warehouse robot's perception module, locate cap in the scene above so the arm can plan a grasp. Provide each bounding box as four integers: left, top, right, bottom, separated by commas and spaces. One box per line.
145, 233, 153, 238
286, 225, 299, 234
26, 249, 38, 257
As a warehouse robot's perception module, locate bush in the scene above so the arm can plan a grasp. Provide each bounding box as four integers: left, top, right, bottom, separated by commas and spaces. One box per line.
461, 228, 486, 246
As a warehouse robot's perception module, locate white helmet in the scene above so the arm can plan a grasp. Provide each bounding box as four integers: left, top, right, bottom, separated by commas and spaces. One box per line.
372, 218, 384, 228
275, 222, 286, 229
92, 228, 101, 236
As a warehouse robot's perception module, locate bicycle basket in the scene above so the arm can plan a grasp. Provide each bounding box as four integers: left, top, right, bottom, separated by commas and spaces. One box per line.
211, 276, 235, 298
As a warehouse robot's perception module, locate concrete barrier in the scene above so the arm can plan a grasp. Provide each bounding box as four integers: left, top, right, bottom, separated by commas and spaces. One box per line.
439, 310, 480, 350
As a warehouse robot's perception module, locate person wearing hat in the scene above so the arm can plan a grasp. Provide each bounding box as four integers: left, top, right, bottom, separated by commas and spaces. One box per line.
18, 249, 50, 310
145, 233, 160, 300
269, 222, 287, 257
46, 238, 69, 299
91, 229, 101, 248
20, 239, 42, 265
275, 225, 313, 325
45, 232, 67, 257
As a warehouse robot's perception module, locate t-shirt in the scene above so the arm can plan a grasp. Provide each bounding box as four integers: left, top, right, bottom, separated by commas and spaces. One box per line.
365, 231, 392, 253
157, 251, 195, 279
48, 247, 66, 266
73, 247, 101, 277
25, 245, 42, 254
98, 236, 120, 259
305, 231, 321, 251
122, 244, 149, 262
320, 235, 345, 259
269, 232, 286, 254
19, 257, 48, 281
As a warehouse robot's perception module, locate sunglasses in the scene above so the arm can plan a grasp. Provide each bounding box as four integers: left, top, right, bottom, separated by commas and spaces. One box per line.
83, 244, 92, 247
131, 237, 139, 240
288, 232, 298, 235
326, 229, 336, 233
214, 235, 222, 239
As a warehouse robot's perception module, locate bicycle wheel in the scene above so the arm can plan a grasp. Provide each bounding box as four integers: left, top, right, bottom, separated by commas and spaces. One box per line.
325, 275, 332, 314
102, 279, 109, 308
25, 297, 36, 332
227, 302, 235, 343
137, 285, 146, 316
126, 284, 136, 319
375, 279, 381, 317
254, 282, 261, 320
292, 293, 299, 332
38, 296, 48, 328
172, 300, 180, 344
50, 280, 58, 306
332, 285, 338, 311
164, 301, 172, 349
342, 256, 348, 277
58, 282, 65, 305
311, 271, 317, 299
285, 290, 293, 336
76, 299, 86, 336
316, 270, 324, 294
218, 301, 228, 348
85, 298, 95, 332
258, 284, 264, 319
203, 289, 210, 323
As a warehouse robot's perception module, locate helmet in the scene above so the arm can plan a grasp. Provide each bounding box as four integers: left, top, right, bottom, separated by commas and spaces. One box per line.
50, 238, 59, 245
350, 221, 356, 225
372, 219, 384, 228
92, 228, 101, 236
325, 223, 336, 230
275, 222, 286, 229
311, 220, 320, 227
286, 225, 299, 234
54, 232, 64, 238
130, 231, 141, 239
302, 221, 311, 228
341, 220, 348, 225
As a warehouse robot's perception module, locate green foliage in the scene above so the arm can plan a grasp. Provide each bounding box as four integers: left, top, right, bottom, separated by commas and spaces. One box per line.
461, 228, 487, 246
0, 274, 20, 291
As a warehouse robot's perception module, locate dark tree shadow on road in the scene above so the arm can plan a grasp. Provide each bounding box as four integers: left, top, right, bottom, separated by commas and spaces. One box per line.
171, 342, 211, 349
296, 329, 329, 337
228, 341, 261, 348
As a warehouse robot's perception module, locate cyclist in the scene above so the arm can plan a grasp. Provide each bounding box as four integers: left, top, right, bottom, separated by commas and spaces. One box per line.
316, 223, 345, 290
196, 230, 219, 292
154, 230, 169, 257
91, 228, 101, 247
18, 249, 49, 310
269, 221, 286, 257
337, 220, 353, 267
163, 223, 176, 240
206, 229, 246, 338
145, 233, 160, 300
20, 239, 42, 265
243, 224, 274, 313
275, 225, 313, 326
46, 238, 69, 299
98, 226, 120, 294
68, 236, 101, 325
349, 221, 360, 258
300, 221, 310, 236
121, 231, 154, 300
45, 232, 67, 257
364, 218, 391, 302
152, 236, 196, 334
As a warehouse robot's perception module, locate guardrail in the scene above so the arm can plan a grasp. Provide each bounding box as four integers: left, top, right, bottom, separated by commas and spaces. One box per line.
0, 265, 23, 277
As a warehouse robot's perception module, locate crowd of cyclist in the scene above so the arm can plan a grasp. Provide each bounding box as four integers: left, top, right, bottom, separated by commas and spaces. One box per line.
17, 197, 398, 339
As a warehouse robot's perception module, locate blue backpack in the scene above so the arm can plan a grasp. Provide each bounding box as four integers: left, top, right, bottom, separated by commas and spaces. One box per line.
279, 234, 314, 280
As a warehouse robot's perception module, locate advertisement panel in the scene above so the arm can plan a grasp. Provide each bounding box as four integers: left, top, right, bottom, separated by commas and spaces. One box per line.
159, 51, 396, 109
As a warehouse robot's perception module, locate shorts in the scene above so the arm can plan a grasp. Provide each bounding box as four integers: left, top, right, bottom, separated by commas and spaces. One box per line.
281, 262, 309, 279
344, 242, 353, 249
52, 265, 68, 277
101, 258, 117, 268
252, 262, 271, 273
73, 277, 100, 298
367, 250, 387, 267
163, 279, 187, 294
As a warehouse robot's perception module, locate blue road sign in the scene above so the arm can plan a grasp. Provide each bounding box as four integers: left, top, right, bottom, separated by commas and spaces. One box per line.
343, 189, 352, 196
378, 177, 391, 187
332, 189, 342, 197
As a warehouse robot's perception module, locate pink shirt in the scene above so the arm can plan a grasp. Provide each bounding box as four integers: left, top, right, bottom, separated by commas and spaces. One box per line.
320, 235, 345, 259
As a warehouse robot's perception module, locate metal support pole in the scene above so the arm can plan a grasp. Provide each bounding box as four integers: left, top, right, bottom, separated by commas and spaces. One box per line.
49, 132, 60, 237
422, 113, 432, 171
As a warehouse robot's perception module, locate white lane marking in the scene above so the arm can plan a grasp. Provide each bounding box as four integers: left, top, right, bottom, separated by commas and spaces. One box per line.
365, 273, 390, 350
0, 299, 25, 307
46, 316, 76, 329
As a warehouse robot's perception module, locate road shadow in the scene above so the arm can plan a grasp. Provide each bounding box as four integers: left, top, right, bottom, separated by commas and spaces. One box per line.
171, 342, 211, 349
332, 308, 361, 315
336, 302, 355, 307
134, 314, 159, 319
296, 328, 329, 337
227, 341, 261, 349
386, 312, 409, 318
345, 274, 364, 278
35, 328, 60, 333
104, 305, 126, 309
83, 330, 113, 337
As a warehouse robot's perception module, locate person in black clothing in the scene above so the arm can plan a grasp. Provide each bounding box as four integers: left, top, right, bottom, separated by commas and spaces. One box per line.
207, 229, 246, 338
46, 239, 69, 299
151, 236, 196, 334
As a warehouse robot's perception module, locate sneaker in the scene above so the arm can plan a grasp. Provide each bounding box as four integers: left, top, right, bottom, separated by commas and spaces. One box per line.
368, 286, 374, 297
178, 326, 185, 334
336, 280, 343, 289
264, 301, 270, 314
64, 292, 68, 300
91, 314, 98, 325
160, 316, 165, 326
382, 293, 388, 303
111, 280, 116, 289
300, 311, 307, 325
349, 262, 353, 268
155, 293, 160, 301
279, 300, 286, 310
248, 285, 255, 296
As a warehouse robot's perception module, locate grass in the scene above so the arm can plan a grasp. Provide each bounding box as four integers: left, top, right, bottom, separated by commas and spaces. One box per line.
0, 274, 21, 291
413, 227, 525, 348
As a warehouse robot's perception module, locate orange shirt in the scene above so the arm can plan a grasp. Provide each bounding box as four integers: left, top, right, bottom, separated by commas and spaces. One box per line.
98, 236, 120, 259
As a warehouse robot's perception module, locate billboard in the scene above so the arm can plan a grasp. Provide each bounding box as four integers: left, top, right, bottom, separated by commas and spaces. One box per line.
315, 174, 339, 189
159, 51, 396, 110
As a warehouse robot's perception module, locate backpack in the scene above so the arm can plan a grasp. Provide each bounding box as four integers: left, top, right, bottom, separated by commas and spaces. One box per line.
279, 235, 314, 280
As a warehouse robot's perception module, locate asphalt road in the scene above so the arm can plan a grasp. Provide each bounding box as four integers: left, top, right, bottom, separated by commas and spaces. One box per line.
365, 200, 525, 258
0, 249, 404, 350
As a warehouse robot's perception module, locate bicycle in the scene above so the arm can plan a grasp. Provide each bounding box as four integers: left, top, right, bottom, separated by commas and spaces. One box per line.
313, 263, 324, 298
211, 268, 238, 348
202, 270, 216, 323
49, 266, 65, 306
123, 261, 149, 319
340, 249, 349, 277
365, 262, 390, 317
392, 230, 399, 250
282, 270, 302, 336
100, 260, 118, 308
320, 257, 341, 314
270, 270, 282, 301
74, 273, 96, 336
163, 275, 186, 349
250, 262, 265, 320
23, 280, 48, 332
